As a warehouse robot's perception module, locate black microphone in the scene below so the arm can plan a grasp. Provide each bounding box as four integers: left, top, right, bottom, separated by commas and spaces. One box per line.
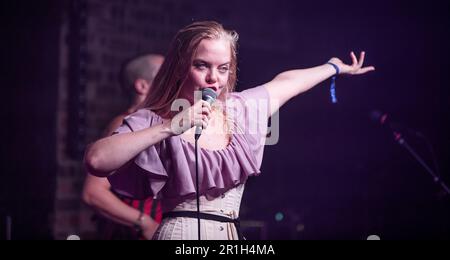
370, 110, 403, 131
370, 110, 450, 195
195, 88, 217, 140
370, 110, 423, 137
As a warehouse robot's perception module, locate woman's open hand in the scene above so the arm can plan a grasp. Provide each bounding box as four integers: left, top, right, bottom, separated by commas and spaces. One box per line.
329, 51, 375, 75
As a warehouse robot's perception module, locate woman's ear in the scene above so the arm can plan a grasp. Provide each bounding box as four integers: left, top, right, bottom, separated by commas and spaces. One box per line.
134, 79, 151, 95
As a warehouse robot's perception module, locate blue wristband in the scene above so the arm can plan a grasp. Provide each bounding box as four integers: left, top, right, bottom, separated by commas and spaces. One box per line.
327, 62, 340, 104
327, 62, 340, 75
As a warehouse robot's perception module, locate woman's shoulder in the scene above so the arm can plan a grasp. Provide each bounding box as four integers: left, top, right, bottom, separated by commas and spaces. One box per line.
126, 108, 159, 118
228, 85, 269, 102
122, 108, 163, 132
227, 85, 270, 114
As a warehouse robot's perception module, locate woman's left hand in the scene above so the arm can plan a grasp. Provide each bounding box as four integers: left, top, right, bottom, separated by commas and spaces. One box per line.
329, 51, 375, 75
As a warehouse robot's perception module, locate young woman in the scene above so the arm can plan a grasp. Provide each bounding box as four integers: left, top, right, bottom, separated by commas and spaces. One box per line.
85, 21, 375, 240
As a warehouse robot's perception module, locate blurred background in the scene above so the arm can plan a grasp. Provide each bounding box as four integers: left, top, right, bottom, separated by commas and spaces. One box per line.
1, 0, 449, 240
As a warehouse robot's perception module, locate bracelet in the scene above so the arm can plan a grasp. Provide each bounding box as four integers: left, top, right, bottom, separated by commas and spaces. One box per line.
327, 62, 340, 75
133, 211, 145, 235
326, 62, 340, 104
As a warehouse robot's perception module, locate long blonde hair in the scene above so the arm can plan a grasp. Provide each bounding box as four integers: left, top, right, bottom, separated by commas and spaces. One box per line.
143, 21, 239, 118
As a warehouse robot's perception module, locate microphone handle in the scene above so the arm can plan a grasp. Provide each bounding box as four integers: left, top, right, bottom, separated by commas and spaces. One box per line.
194, 97, 214, 140
195, 125, 202, 140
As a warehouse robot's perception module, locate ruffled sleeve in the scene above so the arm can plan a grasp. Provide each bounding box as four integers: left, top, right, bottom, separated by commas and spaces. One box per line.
108, 109, 168, 199
227, 85, 271, 168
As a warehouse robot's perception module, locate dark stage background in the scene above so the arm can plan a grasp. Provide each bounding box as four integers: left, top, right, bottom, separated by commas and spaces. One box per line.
1, 0, 449, 239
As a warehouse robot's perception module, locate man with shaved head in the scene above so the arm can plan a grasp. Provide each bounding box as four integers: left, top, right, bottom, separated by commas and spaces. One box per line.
82, 54, 164, 240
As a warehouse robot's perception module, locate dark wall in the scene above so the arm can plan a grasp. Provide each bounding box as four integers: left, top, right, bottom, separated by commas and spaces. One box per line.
237, 0, 450, 239
1, 0, 60, 239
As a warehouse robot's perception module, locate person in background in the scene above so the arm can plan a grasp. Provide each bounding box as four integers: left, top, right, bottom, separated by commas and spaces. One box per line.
82, 54, 164, 240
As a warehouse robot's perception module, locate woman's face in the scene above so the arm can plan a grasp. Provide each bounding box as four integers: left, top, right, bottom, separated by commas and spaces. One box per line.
180, 38, 231, 104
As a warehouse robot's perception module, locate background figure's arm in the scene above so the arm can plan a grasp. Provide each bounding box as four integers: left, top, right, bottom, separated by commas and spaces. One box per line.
264, 51, 375, 115
82, 114, 159, 239
82, 174, 158, 239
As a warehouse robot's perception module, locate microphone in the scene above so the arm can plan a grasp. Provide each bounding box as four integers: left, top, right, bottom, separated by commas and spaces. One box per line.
370, 109, 450, 195
370, 110, 403, 131
370, 110, 410, 143
370, 110, 423, 137
195, 88, 217, 140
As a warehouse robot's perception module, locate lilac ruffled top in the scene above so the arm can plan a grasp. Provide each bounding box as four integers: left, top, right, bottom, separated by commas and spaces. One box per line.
108, 85, 270, 209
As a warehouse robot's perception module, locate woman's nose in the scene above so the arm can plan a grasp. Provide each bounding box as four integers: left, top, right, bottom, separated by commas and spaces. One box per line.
206, 69, 217, 84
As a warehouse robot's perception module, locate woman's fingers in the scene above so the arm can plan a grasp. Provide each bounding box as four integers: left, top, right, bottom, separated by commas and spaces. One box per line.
172, 100, 214, 135
349, 51, 374, 74
194, 116, 209, 129
202, 118, 209, 129
328, 52, 374, 76
192, 101, 212, 129
202, 106, 211, 118
350, 51, 358, 66
201, 100, 212, 111
193, 100, 211, 114
358, 51, 365, 68
355, 66, 376, 75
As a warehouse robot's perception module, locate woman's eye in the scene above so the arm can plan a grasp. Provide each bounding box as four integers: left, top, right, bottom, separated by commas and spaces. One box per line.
218, 67, 229, 73
194, 63, 207, 69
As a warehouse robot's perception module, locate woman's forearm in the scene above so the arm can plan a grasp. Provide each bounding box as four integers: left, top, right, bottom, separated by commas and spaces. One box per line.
265, 52, 374, 115
85, 120, 173, 176
265, 64, 336, 114
275, 64, 336, 96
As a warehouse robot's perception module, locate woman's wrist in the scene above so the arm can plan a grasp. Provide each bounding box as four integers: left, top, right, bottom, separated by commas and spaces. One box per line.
326, 61, 340, 75
161, 119, 176, 137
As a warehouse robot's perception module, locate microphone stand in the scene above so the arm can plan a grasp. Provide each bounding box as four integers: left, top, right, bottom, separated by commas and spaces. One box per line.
195, 130, 201, 241
391, 131, 450, 195
193, 88, 217, 240
6, 215, 12, 240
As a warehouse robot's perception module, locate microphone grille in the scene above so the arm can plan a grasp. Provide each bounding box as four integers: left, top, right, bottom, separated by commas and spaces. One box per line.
202, 88, 217, 101
370, 109, 389, 125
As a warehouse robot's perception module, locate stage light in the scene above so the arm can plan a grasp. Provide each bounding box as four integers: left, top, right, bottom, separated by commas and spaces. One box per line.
67, 235, 81, 240
275, 212, 284, 222
296, 224, 305, 232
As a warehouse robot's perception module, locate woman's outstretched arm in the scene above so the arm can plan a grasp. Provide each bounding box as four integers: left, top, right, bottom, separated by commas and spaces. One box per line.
264, 51, 375, 115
